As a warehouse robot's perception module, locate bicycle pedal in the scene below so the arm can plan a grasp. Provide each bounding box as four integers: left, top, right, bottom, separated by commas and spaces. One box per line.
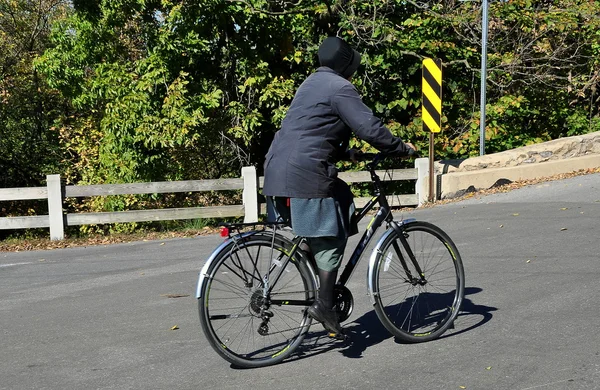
327, 331, 350, 341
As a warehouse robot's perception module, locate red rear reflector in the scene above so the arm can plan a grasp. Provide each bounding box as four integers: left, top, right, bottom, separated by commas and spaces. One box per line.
220, 227, 229, 237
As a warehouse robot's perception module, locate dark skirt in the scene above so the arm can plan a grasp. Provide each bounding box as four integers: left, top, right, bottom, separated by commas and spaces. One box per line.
266, 179, 358, 239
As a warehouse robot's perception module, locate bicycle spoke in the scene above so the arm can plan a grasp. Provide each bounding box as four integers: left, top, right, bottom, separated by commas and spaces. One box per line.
208, 277, 251, 297
199, 233, 315, 365
372, 222, 464, 342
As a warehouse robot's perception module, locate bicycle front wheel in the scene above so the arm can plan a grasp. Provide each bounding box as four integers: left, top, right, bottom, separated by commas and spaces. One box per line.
198, 232, 317, 368
371, 221, 465, 343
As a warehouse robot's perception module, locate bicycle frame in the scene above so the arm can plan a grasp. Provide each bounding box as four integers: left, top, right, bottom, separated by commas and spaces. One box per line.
336, 160, 419, 287
197, 156, 424, 301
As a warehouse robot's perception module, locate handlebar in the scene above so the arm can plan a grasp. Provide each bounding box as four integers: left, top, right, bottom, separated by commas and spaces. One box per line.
352, 152, 381, 162
352, 149, 420, 164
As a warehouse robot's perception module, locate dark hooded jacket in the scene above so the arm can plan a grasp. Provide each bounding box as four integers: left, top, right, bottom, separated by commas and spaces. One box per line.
263, 40, 413, 199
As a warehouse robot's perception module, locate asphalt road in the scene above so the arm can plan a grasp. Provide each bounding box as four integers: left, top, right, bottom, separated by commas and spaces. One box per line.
1, 173, 599, 390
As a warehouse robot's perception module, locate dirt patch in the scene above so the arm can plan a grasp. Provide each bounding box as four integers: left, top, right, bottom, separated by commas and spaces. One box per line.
0, 227, 220, 252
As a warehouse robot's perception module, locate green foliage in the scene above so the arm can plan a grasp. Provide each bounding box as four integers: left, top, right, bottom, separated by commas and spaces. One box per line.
3, 0, 599, 231
36, 0, 600, 174
0, 0, 69, 188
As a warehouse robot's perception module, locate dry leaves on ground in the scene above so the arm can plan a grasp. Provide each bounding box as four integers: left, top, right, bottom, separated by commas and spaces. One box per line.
0, 228, 220, 252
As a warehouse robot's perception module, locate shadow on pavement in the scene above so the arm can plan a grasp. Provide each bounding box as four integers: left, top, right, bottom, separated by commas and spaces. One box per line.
437, 286, 498, 340
287, 286, 497, 363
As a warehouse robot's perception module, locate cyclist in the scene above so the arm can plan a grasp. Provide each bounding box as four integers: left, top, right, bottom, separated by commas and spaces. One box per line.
263, 36, 416, 338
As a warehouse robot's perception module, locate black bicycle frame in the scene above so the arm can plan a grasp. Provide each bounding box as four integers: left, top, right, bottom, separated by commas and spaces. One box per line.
337, 162, 395, 286
336, 159, 427, 288
222, 156, 425, 306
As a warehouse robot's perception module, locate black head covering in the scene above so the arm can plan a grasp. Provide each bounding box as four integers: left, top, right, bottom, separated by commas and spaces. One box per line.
317, 36, 361, 79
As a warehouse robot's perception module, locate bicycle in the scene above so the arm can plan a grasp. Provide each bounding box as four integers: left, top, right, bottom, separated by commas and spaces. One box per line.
196, 153, 465, 368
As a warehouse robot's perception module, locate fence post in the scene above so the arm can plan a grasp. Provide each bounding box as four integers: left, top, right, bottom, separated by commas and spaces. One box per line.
415, 158, 429, 207
241, 166, 259, 223
47, 174, 65, 240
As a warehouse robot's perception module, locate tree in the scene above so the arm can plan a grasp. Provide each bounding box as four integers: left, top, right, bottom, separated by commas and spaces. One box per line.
34, 0, 600, 192
444, 0, 600, 154
0, 0, 70, 188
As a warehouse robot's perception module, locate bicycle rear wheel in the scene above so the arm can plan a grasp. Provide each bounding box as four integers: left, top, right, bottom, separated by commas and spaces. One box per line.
371, 221, 465, 343
198, 232, 317, 367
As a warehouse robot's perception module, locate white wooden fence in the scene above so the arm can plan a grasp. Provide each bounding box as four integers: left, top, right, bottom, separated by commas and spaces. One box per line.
0, 159, 429, 240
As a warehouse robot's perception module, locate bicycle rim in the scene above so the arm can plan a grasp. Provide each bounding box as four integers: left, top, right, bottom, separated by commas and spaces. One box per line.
373, 221, 465, 342
199, 234, 316, 367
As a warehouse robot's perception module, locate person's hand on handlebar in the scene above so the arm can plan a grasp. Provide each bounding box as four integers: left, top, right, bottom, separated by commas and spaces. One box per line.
347, 148, 360, 163
404, 142, 417, 158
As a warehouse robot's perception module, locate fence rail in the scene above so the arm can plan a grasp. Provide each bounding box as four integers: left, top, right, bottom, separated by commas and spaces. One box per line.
0, 159, 428, 240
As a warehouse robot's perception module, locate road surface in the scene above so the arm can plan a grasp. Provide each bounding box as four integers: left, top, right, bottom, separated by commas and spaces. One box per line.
1, 173, 599, 390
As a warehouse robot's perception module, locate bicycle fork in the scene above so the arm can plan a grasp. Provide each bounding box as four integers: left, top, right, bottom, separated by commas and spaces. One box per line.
389, 221, 427, 286
366, 218, 420, 304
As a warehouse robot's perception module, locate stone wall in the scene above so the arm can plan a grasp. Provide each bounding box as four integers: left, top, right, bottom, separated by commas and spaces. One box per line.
427, 131, 600, 200
436, 131, 600, 174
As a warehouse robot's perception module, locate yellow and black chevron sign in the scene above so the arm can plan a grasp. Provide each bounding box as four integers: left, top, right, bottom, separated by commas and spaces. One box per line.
422, 58, 442, 133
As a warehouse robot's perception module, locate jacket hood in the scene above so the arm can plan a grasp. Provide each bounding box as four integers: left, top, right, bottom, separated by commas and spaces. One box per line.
317, 37, 361, 79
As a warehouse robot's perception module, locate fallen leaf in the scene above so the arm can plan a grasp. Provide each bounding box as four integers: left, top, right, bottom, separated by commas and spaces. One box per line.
486, 366, 492, 370
499, 224, 504, 228
460, 387, 466, 389
526, 259, 531, 263
171, 325, 179, 330
160, 242, 165, 246
161, 294, 190, 299
512, 213, 519, 216
560, 228, 568, 231
560, 207, 568, 210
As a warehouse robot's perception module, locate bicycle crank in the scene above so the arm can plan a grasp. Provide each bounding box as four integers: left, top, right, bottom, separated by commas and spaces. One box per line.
333, 285, 354, 323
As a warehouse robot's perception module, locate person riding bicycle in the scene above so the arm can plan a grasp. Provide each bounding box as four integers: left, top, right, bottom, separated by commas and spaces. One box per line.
263, 36, 416, 337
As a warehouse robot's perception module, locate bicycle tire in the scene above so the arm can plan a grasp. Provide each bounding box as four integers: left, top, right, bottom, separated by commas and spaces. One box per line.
198, 232, 317, 367
371, 221, 465, 343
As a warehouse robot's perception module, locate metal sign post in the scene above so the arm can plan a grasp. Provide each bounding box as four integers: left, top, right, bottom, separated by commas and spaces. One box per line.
480, 0, 489, 156
422, 58, 443, 202
429, 132, 435, 202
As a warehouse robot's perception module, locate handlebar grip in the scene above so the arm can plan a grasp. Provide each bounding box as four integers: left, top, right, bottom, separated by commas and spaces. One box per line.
408, 149, 420, 158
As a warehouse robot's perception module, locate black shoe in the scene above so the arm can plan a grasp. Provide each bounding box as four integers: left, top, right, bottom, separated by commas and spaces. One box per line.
307, 300, 342, 334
